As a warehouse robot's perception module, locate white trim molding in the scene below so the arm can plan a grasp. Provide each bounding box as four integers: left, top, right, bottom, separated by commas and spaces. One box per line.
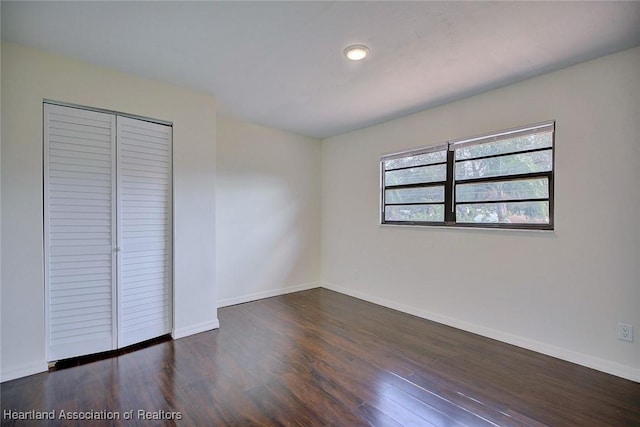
321, 283, 640, 383
217, 282, 320, 308
1, 361, 48, 383
172, 319, 220, 340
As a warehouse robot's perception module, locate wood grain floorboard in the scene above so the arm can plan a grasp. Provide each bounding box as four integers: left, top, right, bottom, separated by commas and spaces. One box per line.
2, 288, 639, 426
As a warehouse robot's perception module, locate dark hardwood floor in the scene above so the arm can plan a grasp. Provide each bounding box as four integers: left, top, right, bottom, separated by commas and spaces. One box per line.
2, 288, 639, 426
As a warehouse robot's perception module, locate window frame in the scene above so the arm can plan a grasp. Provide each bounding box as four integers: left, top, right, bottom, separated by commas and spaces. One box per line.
380, 121, 555, 230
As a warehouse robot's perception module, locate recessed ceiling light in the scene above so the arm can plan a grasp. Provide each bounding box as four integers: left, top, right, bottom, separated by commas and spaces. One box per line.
344, 44, 369, 61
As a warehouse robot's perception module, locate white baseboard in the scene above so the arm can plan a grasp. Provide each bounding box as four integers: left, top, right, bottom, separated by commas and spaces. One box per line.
217, 282, 320, 308
2, 322, 221, 382
5, 285, 636, 383
172, 318, 220, 340
1, 361, 48, 383
321, 282, 640, 383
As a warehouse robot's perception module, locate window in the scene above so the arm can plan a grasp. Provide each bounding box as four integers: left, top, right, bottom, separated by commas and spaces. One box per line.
380, 121, 554, 230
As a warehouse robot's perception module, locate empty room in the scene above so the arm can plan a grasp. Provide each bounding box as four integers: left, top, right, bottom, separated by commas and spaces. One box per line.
1, 1, 639, 425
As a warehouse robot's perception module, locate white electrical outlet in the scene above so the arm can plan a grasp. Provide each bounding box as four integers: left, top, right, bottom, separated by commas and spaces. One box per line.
617, 323, 633, 342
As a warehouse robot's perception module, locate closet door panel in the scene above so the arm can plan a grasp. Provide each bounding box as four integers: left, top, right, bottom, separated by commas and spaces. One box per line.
45, 104, 117, 361
117, 117, 173, 347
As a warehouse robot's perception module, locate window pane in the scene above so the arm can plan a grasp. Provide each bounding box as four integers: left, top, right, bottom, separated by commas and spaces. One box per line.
385, 164, 446, 186
385, 150, 446, 170
385, 204, 444, 222
456, 201, 549, 224
456, 178, 549, 202
386, 186, 444, 204
455, 132, 552, 160
455, 150, 551, 180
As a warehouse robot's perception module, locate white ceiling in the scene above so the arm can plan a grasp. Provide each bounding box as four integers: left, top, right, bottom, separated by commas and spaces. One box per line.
2, 1, 640, 138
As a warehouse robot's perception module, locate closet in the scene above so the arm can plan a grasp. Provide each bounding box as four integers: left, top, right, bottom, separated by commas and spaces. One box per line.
44, 102, 173, 361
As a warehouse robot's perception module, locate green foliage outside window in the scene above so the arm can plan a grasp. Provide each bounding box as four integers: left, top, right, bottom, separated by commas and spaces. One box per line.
381, 123, 554, 229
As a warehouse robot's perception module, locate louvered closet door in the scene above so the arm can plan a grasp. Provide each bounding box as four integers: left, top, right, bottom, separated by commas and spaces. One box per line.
44, 104, 117, 361
117, 117, 172, 348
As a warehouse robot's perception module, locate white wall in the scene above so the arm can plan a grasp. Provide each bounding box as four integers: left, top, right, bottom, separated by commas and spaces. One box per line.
322, 46, 640, 381
2, 40, 638, 384
1, 42, 218, 381
0, 31, 3, 383
216, 116, 321, 306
